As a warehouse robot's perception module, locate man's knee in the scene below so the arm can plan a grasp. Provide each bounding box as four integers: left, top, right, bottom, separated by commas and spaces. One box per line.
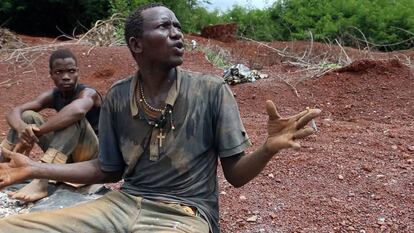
21, 110, 38, 122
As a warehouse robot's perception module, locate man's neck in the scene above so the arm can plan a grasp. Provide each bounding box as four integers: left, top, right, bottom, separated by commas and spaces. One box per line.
139, 67, 176, 98
59, 85, 78, 99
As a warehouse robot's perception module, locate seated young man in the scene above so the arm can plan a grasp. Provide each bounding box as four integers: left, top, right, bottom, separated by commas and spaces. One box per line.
0, 49, 102, 202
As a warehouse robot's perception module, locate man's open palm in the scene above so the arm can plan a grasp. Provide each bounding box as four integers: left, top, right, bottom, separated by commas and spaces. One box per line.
264, 100, 321, 154
0, 148, 32, 189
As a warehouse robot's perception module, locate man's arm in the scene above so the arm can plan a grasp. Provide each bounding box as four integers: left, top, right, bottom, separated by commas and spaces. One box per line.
35, 88, 99, 137
0, 148, 122, 189
6, 90, 54, 146
221, 100, 321, 187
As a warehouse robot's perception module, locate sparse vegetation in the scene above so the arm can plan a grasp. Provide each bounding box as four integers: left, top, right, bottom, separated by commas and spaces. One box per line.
0, 0, 413, 51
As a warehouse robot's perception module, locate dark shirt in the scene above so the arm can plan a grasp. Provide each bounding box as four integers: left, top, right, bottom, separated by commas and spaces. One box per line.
52, 84, 101, 135
98, 68, 251, 233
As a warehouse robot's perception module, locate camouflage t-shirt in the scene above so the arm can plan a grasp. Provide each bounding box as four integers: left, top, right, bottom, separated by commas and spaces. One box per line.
98, 68, 251, 233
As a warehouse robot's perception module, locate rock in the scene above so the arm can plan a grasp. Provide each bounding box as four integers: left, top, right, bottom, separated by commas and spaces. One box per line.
220, 191, 227, 195
246, 215, 258, 222
338, 175, 344, 180
268, 173, 274, 178
331, 197, 340, 202
377, 216, 386, 225
391, 145, 398, 150
408, 146, 414, 151
269, 212, 277, 219
348, 226, 356, 231
362, 164, 374, 172
239, 195, 247, 201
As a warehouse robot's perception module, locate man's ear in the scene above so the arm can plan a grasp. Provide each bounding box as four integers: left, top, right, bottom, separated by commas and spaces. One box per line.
128, 37, 142, 54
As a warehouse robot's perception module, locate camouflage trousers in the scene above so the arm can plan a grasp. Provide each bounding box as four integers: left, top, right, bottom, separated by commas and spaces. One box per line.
0, 190, 210, 233
1, 110, 98, 163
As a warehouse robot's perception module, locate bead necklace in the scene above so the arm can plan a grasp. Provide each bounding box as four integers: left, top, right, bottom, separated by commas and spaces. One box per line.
139, 80, 166, 112
136, 78, 176, 131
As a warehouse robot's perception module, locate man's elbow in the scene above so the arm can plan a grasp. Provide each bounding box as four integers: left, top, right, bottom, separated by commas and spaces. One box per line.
225, 176, 247, 188
72, 108, 87, 119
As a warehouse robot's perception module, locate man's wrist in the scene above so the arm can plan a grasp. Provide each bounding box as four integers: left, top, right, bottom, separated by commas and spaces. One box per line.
27, 161, 43, 179
262, 142, 279, 158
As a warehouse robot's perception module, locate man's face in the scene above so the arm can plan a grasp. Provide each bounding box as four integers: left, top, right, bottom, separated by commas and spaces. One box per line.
50, 57, 78, 92
139, 6, 184, 68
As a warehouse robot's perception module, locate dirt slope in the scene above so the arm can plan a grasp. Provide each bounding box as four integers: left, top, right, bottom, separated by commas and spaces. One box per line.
0, 35, 413, 233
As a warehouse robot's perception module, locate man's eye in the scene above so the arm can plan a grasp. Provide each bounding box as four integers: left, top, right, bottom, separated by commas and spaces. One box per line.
69, 69, 76, 73
54, 71, 60, 75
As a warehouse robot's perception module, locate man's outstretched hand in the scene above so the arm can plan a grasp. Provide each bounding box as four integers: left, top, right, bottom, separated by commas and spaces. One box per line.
0, 148, 34, 189
264, 100, 321, 154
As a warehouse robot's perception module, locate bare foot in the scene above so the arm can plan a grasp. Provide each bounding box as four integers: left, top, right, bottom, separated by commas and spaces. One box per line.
8, 179, 48, 202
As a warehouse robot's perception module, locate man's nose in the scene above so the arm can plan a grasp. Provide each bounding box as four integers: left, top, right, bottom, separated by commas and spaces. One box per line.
170, 27, 183, 39
62, 73, 70, 80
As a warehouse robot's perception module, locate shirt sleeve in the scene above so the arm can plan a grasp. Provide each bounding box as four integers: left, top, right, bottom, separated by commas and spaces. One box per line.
98, 95, 126, 172
214, 83, 251, 158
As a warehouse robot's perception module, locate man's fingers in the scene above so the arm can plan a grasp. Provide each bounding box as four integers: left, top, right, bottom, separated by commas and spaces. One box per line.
26, 126, 39, 143
293, 127, 315, 139
1, 148, 13, 159
266, 100, 281, 120
296, 108, 321, 129
289, 141, 301, 150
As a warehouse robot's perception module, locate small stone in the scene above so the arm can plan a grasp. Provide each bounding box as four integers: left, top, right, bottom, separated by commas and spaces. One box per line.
376, 174, 385, 179
377, 216, 386, 225
239, 195, 247, 201
246, 215, 258, 222
269, 212, 277, 219
268, 173, 274, 178
338, 175, 344, 180
362, 164, 374, 172
391, 145, 398, 150
408, 146, 414, 151
331, 197, 340, 202
220, 191, 227, 195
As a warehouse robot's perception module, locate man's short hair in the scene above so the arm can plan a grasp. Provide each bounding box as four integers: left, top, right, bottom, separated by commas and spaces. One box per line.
49, 49, 77, 69
124, 2, 165, 48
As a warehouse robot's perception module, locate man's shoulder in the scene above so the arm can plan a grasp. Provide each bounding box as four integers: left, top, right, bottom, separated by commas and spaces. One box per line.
106, 76, 134, 95
180, 69, 225, 87
110, 76, 134, 89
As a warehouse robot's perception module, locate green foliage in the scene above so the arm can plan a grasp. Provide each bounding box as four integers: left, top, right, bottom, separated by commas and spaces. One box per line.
0, 0, 110, 36
200, 45, 232, 69
1, 0, 412, 51
107, 0, 414, 50
268, 0, 414, 50
109, 0, 215, 34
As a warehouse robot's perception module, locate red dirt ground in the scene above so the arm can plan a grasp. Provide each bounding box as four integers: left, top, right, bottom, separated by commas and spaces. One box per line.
0, 35, 413, 233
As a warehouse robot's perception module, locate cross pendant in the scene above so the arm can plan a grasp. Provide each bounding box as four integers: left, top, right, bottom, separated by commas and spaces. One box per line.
157, 130, 166, 147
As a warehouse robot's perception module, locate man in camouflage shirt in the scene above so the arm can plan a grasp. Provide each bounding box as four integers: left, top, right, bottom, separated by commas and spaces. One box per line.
0, 3, 320, 233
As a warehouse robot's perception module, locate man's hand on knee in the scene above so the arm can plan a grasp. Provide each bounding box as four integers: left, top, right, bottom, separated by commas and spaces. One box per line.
18, 124, 40, 147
